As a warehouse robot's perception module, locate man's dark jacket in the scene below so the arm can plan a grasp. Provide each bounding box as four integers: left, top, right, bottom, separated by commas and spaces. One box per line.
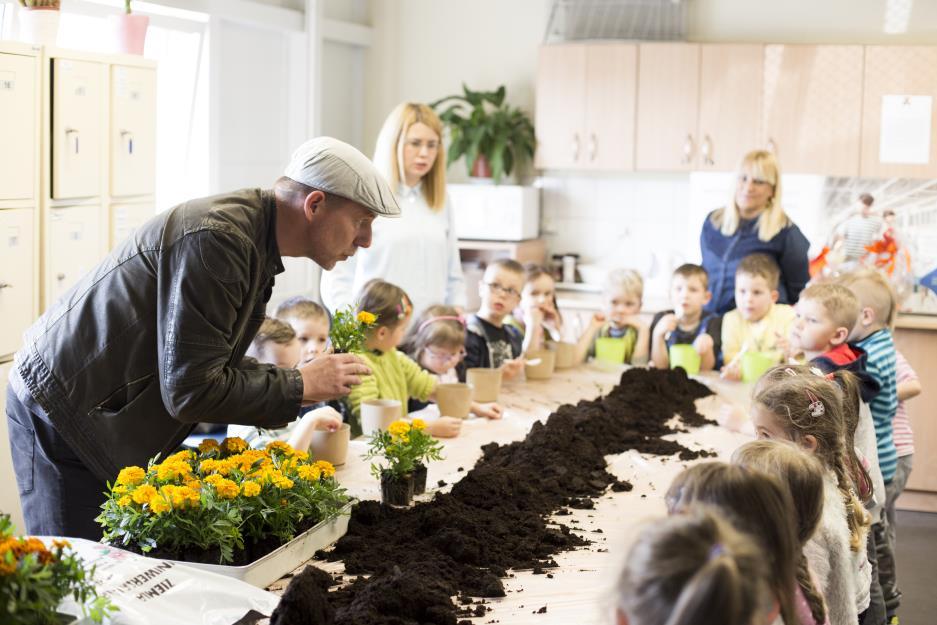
13, 189, 304, 480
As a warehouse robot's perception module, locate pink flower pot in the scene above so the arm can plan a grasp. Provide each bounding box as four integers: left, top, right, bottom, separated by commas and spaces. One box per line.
109, 14, 149, 55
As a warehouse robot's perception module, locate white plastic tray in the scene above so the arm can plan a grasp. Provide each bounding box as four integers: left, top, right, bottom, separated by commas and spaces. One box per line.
163, 501, 354, 588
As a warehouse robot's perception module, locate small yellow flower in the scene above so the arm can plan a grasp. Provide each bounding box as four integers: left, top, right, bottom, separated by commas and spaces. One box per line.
198, 439, 220, 454
297, 465, 321, 481
149, 496, 171, 515
117, 495, 132, 508
213, 478, 239, 499
116, 466, 146, 487
267, 471, 294, 490
52, 539, 71, 550
156, 460, 192, 482
265, 440, 295, 455
131, 484, 158, 505
221, 437, 248, 454
185, 479, 202, 491
204, 473, 225, 487
166, 450, 195, 464
313, 460, 336, 478
240, 481, 261, 497
388, 420, 411, 439
411, 418, 427, 431
199, 458, 234, 476
113, 484, 128, 495
357, 310, 377, 325
293, 450, 310, 461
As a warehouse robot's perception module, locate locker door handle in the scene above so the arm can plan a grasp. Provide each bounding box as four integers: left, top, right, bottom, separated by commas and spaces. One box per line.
56, 273, 66, 281
120, 129, 134, 155
65, 127, 80, 154
0, 282, 11, 289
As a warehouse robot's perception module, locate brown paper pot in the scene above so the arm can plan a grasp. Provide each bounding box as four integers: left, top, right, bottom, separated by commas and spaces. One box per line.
436, 383, 473, 419
308, 423, 351, 466
360, 399, 402, 437
552, 341, 577, 369
525, 349, 556, 380
466, 368, 503, 403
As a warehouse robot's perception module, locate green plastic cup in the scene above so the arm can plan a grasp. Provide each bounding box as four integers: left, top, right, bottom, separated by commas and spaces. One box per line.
669, 344, 701, 375
741, 351, 776, 383
595, 337, 627, 364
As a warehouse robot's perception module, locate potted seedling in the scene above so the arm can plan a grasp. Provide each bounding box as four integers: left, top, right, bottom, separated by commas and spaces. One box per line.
329, 306, 376, 354
17, 0, 61, 46
108, 0, 149, 55
408, 418, 444, 494
366, 419, 443, 505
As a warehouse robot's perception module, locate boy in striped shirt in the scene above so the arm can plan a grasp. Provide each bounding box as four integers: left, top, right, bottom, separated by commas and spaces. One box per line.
841, 269, 901, 623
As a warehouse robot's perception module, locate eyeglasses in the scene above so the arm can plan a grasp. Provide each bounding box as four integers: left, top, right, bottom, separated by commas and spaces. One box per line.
738, 174, 772, 187
484, 281, 520, 298
425, 347, 466, 363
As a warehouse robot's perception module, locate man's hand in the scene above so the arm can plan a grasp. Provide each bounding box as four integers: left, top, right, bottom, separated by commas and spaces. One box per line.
299, 353, 371, 404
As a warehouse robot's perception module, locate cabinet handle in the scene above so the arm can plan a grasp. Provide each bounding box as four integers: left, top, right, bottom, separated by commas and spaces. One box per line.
56, 273, 66, 281
588, 133, 598, 162
65, 127, 80, 154
681, 134, 695, 164
701, 135, 714, 166
0, 282, 11, 289
120, 129, 135, 155
572, 133, 580, 162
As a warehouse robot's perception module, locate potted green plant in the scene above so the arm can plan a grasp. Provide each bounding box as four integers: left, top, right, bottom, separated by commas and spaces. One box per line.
17, 0, 61, 46
329, 306, 376, 354
109, 0, 149, 55
432, 84, 535, 183
365, 419, 443, 505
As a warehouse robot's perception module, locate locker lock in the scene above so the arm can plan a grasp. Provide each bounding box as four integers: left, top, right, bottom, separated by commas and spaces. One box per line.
0, 282, 11, 289
120, 129, 134, 155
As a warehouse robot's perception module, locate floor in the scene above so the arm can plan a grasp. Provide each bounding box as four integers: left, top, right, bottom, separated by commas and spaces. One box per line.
894, 509, 937, 625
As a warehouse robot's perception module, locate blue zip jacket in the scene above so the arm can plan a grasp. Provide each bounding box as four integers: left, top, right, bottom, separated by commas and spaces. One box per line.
700, 210, 811, 314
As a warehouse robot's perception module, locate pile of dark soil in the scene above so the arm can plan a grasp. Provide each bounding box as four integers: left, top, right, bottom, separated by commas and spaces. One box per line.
274, 368, 714, 624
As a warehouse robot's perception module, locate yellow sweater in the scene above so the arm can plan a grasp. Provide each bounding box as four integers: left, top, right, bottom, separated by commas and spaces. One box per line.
347, 348, 437, 434
721, 303, 795, 365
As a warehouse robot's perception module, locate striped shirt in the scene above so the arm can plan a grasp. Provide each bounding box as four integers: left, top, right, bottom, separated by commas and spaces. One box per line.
893, 351, 918, 457
857, 329, 899, 483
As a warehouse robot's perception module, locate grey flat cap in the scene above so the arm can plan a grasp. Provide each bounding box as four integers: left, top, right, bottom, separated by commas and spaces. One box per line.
284, 137, 401, 217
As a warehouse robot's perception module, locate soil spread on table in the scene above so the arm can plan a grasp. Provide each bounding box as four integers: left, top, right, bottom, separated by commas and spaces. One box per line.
272, 368, 714, 625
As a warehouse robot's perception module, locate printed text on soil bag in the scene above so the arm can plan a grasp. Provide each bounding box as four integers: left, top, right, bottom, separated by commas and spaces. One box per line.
104, 561, 178, 602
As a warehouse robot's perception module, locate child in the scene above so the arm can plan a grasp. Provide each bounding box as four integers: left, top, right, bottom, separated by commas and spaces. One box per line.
732, 440, 830, 625
402, 305, 503, 420
515, 263, 565, 354
721, 253, 795, 380
649, 263, 722, 371
839, 269, 901, 622
614, 508, 770, 625
751, 365, 873, 624
665, 462, 799, 625
464, 259, 525, 379
227, 317, 342, 451
582, 268, 650, 365
275, 296, 331, 365
347, 279, 461, 438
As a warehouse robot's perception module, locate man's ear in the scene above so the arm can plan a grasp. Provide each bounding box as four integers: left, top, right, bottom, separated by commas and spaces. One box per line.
303, 190, 326, 221
770, 289, 780, 304
830, 326, 850, 346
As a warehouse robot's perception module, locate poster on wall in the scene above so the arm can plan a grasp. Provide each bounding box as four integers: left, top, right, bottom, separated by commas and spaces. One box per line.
879, 95, 932, 165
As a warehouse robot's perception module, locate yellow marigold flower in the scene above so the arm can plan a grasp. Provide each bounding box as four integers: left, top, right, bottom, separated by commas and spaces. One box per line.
166, 450, 194, 464
221, 437, 248, 454
149, 496, 171, 515
388, 420, 410, 438
156, 460, 192, 482
199, 459, 233, 476
240, 481, 261, 497
185, 479, 202, 491
297, 465, 321, 481
116, 466, 146, 487
357, 310, 377, 324
198, 439, 220, 453
265, 440, 294, 455
313, 460, 336, 478
213, 478, 239, 499
411, 418, 427, 431
267, 471, 294, 490
132, 484, 158, 505
160, 485, 189, 508
113, 484, 128, 495
52, 539, 71, 550
293, 450, 309, 461
117, 495, 132, 508
204, 473, 225, 487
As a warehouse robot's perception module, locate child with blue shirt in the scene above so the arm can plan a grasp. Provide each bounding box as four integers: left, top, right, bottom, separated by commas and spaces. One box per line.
649, 264, 722, 371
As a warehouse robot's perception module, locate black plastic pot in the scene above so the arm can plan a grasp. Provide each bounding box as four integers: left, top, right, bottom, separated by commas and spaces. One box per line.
380, 471, 414, 507
413, 463, 428, 495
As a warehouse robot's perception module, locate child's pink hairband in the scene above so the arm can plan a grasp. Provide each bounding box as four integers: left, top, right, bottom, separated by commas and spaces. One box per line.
418, 315, 466, 333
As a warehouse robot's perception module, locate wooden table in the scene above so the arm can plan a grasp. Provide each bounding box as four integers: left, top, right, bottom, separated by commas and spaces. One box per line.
269, 364, 755, 624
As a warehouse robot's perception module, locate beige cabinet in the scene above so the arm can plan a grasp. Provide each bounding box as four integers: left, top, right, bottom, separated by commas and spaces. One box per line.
0, 209, 36, 358
536, 43, 637, 171
110, 65, 157, 197
0, 52, 38, 201
761, 45, 864, 176
860, 46, 937, 179
45, 205, 103, 306
51, 58, 105, 200
697, 44, 764, 171
110, 202, 154, 248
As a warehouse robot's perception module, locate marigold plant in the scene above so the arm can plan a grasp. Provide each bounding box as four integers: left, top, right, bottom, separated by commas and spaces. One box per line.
365, 419, 444, 480
329, 305, 377, 353
97, 437, 349, 564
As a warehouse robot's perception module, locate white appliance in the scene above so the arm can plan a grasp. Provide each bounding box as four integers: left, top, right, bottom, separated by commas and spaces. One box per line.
449, 184, 540, 241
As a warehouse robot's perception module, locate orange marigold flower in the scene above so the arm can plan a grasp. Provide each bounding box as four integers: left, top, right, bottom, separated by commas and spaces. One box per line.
52, 539, 71, 550
221, 437, 248, 454
296, 465, 321, 481
411, 418, 427, 431
156, 460, 192, 482
149, 496, 171, 515
116, 466, 146, 487
213, 478, 239, 499
240, 481, 261, 497
131, 484, 158, 505
357, 310, 377, 324
313, 460, 336, 478
265, 440, 294, 455
117, 495, 132, 508
198, 439, 221, 453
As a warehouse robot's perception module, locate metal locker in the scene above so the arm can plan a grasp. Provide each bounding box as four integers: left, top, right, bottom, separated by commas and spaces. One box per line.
51, 59, 104, 199
45, 205, 102, 306
110, 65, 156, 197
0, 53, 37, 201
110, 202, 154, 248
0, 208, 36, 357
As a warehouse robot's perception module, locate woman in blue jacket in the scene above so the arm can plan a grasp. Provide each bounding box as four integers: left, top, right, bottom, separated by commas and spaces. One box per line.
700, 150, 810, 314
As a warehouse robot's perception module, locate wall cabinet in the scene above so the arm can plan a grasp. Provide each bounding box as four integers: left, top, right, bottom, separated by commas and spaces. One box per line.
0, 52, 38, 201
51, 58, 105, 199
110, 65, 157, 197
110, 202, 154, 248
536, 43, 637, 171
45, 205, 104, 306
0, 209, 35, 358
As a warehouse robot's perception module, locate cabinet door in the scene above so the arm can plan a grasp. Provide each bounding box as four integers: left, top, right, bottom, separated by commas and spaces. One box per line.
636, 43, 700, 171
0, 53, 37, 201
111, 65, 157, 197
584, 44, 637, 171
860, 46, 937, 179
51, 59, 105, 199
697, 44, 763, 171
762, 45, 863, 176
535, 44, 586, 170
110, 202, 154, 248
0, 209, 36, 357
45, 205, 103, 307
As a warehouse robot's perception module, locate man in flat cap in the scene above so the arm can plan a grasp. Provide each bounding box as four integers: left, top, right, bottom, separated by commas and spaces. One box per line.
6, 137, 400, 538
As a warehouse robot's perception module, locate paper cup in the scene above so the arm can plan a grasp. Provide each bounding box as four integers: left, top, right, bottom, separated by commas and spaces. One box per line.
741, 351, 776, 383
466, 368, 502, 403
524, 349, 556, 380
308, 423, 351, 466
552, 341, 577, 369
436, 383, 473, 419
360, 399, 401, 436
594, 337, 627, 364
669, 344, 701, 375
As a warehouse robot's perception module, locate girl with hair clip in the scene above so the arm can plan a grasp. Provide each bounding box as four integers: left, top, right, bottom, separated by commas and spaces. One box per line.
615, 508, 773, 625
401, 305, 502, 420
513, 263, 565, 354
665, 462, 799, 625
751, 365, 873, 624
732, 440, 830, 625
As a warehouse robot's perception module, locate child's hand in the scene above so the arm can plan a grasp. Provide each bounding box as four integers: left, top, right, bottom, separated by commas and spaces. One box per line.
472, 401, 503, 420
426, 416, 462, 438
774, 331, 793, 360
589, 312, 606, 328
622, 314, 648, 330
501, 357, 525, 380
524, 306, 544, 329
717, 403, 749, 433
693, 333, 714, 355
653, 313, 678, 339
302, 407, 342, 432
720, 360, 742, 381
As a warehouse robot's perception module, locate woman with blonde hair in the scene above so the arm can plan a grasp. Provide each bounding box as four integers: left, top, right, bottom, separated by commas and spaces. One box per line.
700, 149, 810, 314
322, 102, 466, 318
